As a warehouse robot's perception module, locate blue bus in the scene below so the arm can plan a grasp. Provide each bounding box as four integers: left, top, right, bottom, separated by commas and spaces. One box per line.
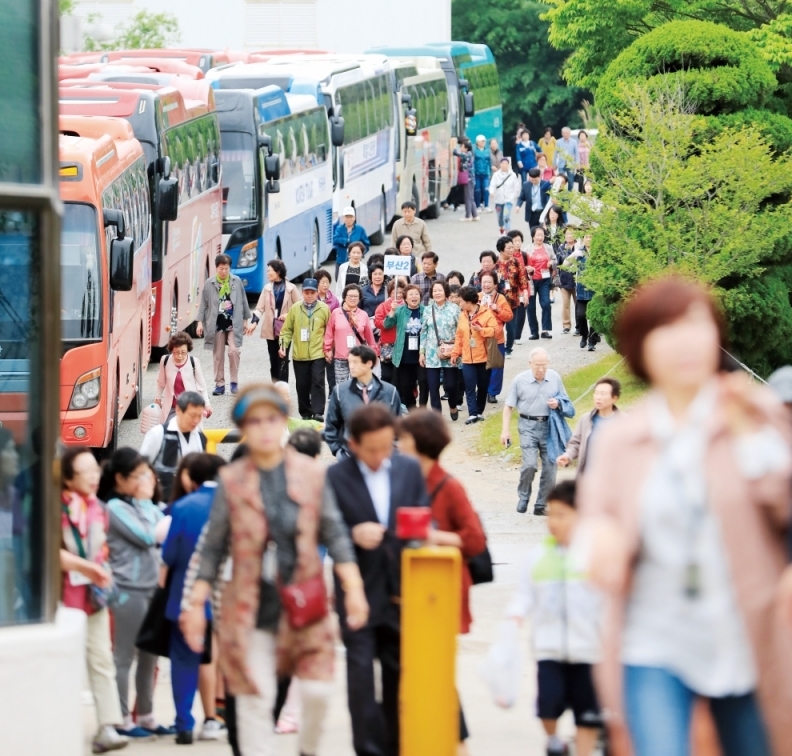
214, 85, 334, 294
367, 42, 503, 150
209, 55, 398, 247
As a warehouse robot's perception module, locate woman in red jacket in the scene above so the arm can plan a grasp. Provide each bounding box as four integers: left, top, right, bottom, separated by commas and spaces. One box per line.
396, 409, 487, 756
373, 277, 407, 386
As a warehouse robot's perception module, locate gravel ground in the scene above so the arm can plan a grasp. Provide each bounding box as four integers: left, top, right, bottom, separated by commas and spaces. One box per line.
101, 205, 613, 756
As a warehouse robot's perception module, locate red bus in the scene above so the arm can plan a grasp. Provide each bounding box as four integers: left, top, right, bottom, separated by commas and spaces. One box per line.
59, 83, 223, 349
57, 116, 153, 449
63, 49, 224, 74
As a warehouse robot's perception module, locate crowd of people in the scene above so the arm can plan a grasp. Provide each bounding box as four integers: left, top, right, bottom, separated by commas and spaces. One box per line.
58, 119, 792, 756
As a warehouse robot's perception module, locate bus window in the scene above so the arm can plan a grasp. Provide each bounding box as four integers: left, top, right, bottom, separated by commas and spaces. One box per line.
220, 131, 256, 222
61, 203, 102, 342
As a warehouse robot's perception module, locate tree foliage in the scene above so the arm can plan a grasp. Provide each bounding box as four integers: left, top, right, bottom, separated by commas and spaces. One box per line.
452, 0, 589, 142
596, 21, 777, 116
540, 0, 789, 90
575, 85, 792, 374
84, 10, 180, 52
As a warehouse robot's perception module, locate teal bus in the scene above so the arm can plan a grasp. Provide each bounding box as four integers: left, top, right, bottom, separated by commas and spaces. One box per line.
367, 42, 503, 150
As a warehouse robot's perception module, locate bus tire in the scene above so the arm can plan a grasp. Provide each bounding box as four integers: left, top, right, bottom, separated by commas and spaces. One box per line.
124, 339, 144, 420
369, 194, 386, 246
424, 162, 440, 219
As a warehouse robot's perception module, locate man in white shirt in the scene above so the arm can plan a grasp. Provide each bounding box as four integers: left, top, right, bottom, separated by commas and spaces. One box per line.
141, 391, 208, 499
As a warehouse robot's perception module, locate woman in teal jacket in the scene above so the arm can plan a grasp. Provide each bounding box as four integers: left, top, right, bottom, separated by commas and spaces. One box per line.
384, 284, 424, 409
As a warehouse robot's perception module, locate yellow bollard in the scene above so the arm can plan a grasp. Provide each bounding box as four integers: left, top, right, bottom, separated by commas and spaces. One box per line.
400, 546, 462, 756
203, 428, 242, 453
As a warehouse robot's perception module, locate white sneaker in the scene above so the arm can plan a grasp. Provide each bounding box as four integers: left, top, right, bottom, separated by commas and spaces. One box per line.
472, 216, 480, 222
459, 217, 471, 222
484, 207, 493, 213
198, 719, 227, 741
93, 725, 129, 753
514, 339, 523, 345
506, 352, 513, 359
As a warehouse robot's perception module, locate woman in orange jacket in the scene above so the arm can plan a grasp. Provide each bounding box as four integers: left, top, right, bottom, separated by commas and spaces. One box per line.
451, 286, 499, 424
479, 271, 513, 403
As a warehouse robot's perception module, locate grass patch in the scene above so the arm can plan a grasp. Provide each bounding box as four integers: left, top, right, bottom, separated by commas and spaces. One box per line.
475, 353, 647, 462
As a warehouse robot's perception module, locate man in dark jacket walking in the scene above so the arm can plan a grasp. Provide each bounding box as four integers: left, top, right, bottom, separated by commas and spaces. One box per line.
516, 168, 552, 228
324, 345, 402, 458
327, 403, 427, 756
555, 228, 578, 334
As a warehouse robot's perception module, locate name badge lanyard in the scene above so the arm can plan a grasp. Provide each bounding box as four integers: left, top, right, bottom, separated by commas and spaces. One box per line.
301, 304, 317, 341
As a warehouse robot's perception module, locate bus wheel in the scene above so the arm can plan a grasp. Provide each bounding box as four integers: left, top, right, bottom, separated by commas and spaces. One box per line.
124, 340, 143, 419
424, 164, 440, 220
369, 193, 386, 245
311, 219, 320, 273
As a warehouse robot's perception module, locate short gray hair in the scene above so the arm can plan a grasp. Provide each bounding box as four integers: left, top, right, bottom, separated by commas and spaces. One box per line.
529, 347, 550, 362
176, 390, 206, 411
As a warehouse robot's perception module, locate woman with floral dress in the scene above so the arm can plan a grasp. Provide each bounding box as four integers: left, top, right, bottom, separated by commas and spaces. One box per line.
419, 281, 462, 421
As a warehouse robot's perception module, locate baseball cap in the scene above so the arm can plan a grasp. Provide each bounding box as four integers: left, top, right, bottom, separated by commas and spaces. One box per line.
342, 206, 356, 217
232, 385, 289, 426
476, 134, 486, 142
302, 278, 318, 291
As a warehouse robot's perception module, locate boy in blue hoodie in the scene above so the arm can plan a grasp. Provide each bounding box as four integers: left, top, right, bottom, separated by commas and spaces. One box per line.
516, 130, 542, 182
508, 480, 603, 756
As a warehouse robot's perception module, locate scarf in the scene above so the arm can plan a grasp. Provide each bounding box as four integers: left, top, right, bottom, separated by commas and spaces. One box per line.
217, 449, 333, 694
61, 490, 107, 564
217, 274, 231, 300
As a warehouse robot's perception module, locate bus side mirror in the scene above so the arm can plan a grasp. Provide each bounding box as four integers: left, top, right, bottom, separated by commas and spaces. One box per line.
264, 154, 280, 182
464, 92, 475, 118
330, 115, 345, 147
103, 208, 126, 239
405, 108, 417, 137
158, 176, 179, 221
265, 180, 280, 194
401, 93, 412, 107
110, 237, 134, 292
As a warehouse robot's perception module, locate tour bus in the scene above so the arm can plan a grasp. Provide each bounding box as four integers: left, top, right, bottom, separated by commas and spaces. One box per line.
59, 83, 223, 349
60, 55, 206, 80
368, 42, 503, 149
214, 85, 333, 293
392, 59, 452, 218
63, 49, 228, 74
208, 55, 397, 245
57, 118, 152, 450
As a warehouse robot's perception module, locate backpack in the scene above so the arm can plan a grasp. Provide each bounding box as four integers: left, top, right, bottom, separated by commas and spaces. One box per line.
151, 422, 207, 501
163, 354, 196, 376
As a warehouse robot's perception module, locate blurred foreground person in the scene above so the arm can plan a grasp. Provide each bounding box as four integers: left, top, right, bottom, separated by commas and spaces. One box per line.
60, 447, 128, 753
180, 385, 368, 756
579, 277, 792, 756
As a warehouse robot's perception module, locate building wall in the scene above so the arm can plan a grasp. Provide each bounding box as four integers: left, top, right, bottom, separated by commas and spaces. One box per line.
72, 0, 451, 52
0, 608, 86, 755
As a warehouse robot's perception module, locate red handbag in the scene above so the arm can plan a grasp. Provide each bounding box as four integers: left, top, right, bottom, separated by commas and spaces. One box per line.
278, 574, 329, 629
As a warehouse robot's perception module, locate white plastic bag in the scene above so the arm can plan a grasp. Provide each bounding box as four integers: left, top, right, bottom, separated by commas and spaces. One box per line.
479, 620, 523, 708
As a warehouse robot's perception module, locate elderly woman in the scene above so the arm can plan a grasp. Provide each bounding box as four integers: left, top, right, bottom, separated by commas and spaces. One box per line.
323, 284, 377, 383
252, 259, 300, 383
394, 236, 419, 277
155, 331, 212, 422
579, 277, 792, 756
180, 385, 368, 756
335, 241, 369, 297
419, 280, 461, 420
384, 284, 424, 409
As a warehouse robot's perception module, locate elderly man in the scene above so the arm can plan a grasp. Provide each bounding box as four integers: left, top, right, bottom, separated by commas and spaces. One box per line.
390, 201, 432, 256
410, 252, 446, 305
553, 126, 579, 191
500, 348, 574, 515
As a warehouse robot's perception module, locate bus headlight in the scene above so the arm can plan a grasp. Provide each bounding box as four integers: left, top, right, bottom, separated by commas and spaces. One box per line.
69, 368, 101, 411
237, 241, 258, 269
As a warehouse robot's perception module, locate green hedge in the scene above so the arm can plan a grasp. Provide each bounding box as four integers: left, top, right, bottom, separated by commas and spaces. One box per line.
597, 21, 777, 116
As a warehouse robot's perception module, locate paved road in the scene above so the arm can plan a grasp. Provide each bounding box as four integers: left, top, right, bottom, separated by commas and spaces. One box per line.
99, 206, 612, 755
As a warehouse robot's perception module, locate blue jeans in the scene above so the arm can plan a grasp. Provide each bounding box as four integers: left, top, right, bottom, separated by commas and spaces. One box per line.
487, 343, 506, 396
527, 278, 553, 335
170, 621, 202, 733
624, 666, 770, 756
462, 362, 489, 416
495, 202, 513, 230
563, 168, 576, 190
474, 174, 489, 207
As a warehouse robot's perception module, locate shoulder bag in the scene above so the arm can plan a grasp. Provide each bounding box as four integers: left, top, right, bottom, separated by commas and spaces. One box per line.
343, 309, 367, 345
432, 305, 455, 360
429, 476, 494, 585
485, 335, 504, 370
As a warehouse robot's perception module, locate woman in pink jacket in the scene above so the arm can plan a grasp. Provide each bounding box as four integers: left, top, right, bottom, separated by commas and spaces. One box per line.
579, 277, 792, 756
155, 331, 212, 422
323, 284, 376, 383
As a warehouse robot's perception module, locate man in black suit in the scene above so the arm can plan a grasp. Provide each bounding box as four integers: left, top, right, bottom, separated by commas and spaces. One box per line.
327, 403, 428, 756
517, 167, 553, 228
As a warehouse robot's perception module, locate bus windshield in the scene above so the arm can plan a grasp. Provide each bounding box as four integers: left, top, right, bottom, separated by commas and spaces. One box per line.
220, 131, 257, 222
61, 203, 102, 341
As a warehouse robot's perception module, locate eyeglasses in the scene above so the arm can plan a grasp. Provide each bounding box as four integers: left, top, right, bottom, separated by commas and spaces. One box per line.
171, 349, 189, 358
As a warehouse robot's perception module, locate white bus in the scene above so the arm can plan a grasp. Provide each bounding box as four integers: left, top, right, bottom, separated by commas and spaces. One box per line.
393, 59, 453, 219
209, 54, 398, 245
